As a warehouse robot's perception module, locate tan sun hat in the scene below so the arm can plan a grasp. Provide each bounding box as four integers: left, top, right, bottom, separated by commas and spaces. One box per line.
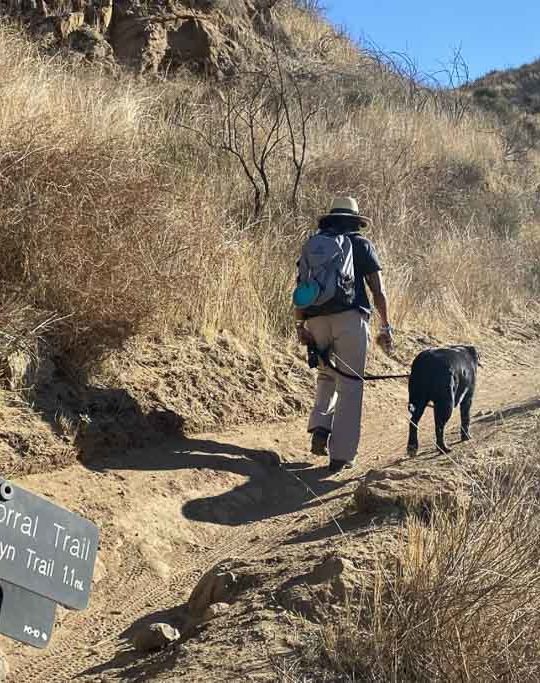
324, 196, 369, 227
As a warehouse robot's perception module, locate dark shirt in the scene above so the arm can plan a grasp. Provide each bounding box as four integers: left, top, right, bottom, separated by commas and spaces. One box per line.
318, 214, 382, 316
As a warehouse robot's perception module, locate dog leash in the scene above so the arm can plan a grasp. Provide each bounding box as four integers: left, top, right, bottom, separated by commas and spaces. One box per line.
363, 372, 410, 381
312, 346, 410, 382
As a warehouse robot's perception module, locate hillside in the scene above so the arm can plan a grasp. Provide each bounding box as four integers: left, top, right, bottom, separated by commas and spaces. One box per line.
0, 5, 537, 349
0, 2, 539, 680
468, 58, 540, 157
471, 58, 540, 115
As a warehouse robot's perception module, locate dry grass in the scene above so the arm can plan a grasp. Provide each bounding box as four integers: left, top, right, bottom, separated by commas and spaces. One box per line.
0, 303, 47, 388
278, 0, 360, 67
0, 9, 539, 365
310, 421, 540, 681
0, 29, 182, 360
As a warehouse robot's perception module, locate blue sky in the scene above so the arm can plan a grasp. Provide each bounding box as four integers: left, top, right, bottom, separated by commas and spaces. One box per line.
325, 1, 540, 83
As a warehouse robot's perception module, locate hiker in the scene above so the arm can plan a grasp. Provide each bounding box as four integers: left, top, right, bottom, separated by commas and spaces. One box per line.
293, 197, 393, 473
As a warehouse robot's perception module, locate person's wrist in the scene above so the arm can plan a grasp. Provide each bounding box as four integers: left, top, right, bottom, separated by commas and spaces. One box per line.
380, 323, 393, 333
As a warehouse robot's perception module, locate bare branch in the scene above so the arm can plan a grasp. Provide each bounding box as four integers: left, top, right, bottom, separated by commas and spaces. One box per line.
176, 45, 316, 217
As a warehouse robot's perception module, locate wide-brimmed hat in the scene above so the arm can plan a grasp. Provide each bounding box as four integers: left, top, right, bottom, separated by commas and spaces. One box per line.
323, 197, 369, 227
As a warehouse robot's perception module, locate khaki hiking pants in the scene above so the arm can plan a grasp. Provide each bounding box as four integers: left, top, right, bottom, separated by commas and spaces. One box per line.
306, 309, 369, 463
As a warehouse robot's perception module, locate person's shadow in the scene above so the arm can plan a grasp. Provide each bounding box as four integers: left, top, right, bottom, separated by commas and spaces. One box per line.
87, 436, 349, 527
24, 353, 348, 526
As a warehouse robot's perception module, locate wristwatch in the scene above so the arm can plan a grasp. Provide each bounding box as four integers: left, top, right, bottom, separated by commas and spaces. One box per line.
380, 324, 393, 334
295, 320, 305, 328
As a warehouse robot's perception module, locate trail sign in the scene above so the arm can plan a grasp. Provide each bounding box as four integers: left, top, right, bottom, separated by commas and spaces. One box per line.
0, 479, 99, 610
0, 580, 57, 648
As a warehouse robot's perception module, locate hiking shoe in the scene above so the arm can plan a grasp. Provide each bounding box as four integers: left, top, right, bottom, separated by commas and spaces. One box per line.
310, 428, 330, 457
328, 459, 353, 474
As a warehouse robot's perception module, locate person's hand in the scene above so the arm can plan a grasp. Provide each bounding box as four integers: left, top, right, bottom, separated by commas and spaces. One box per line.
376, 325, 394, 355
296, 323, 314, 346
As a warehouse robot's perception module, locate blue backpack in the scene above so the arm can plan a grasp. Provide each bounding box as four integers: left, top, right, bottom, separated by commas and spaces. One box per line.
293, 232, 356, 316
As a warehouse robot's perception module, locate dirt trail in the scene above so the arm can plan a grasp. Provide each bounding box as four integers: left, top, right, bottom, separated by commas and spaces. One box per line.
3, 339, 540, 682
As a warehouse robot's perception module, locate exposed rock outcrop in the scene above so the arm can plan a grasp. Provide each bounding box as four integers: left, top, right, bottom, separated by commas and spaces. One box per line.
2, 0, 282, 76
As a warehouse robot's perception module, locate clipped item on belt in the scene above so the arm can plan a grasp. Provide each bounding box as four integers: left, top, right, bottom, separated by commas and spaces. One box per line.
307, 344, 320, 369
311, 345, 360, 380
306, 344, 351, 376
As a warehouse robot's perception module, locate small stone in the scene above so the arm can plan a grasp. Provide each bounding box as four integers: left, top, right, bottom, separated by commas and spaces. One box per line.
131, 623, 180, 653
202, 602, 231, 622
310, 556, 356, 584
93, 555, 107, 585
279, 554, 362, 619
188, 567, 237, 616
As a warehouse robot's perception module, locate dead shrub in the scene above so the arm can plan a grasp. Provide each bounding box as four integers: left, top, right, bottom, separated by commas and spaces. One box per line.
0, 30, 182, 361
0, 133, 178, 360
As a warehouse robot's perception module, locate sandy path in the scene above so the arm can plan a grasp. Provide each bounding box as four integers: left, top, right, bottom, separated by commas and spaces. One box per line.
3, 341, 539, 682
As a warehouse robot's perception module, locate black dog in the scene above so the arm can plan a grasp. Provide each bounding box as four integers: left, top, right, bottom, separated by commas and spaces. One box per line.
407, 346, 480, 455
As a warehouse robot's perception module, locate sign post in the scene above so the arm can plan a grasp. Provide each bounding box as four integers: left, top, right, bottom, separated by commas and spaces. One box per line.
0, 479, 99, 648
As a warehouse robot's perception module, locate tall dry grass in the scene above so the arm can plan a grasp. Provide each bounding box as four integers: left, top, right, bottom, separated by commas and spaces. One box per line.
0, 6, 539, 363
311, 424, 540, 681
0, 28, 182, 360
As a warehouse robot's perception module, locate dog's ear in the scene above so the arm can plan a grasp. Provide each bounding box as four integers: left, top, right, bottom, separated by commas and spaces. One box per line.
467, 346, 482, 367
